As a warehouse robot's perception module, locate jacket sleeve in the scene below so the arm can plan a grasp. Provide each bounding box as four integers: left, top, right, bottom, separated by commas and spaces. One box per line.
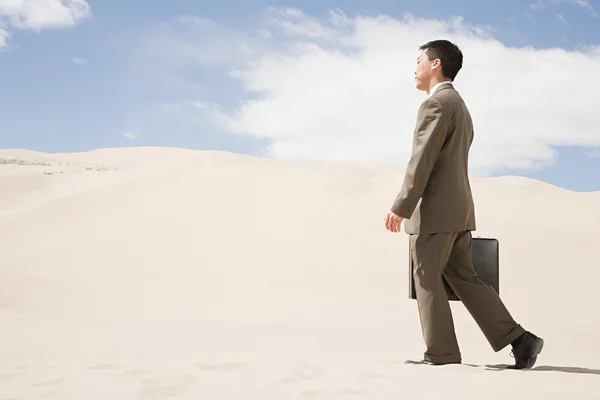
390, 98, 449, 219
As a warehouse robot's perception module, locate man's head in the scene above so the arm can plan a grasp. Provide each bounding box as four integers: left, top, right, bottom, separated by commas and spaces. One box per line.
414, 40, 463, 93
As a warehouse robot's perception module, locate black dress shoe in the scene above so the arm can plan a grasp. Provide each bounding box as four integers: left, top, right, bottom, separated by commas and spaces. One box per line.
509, 331, 544, 369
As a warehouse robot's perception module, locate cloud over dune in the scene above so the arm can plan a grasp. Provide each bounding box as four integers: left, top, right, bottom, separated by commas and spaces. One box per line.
0, 0, 91, 47
158, 8, 600, 175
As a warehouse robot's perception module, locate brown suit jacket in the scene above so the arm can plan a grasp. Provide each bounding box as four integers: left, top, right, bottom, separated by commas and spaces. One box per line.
390, 83, 476, 234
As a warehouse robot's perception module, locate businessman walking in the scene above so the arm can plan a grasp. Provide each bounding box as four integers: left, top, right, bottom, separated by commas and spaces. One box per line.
384, 40, 543, 369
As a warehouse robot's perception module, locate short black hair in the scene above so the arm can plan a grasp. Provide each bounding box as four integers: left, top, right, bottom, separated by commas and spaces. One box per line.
419, 40, 463, 80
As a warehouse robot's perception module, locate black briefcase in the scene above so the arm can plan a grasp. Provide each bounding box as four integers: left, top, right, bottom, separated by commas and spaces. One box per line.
408, 236, 499, 301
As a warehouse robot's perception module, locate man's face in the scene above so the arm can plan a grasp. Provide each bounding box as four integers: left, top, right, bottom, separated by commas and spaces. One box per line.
414, 50, 435, 91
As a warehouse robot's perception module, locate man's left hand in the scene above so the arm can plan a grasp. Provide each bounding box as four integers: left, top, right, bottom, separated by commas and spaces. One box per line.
385, 211, 404, 233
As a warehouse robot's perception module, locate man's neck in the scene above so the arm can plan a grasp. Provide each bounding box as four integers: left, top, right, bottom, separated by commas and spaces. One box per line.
427, 79, 452, 95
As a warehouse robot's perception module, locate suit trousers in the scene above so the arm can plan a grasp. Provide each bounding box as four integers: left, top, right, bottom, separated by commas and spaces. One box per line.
409, 231, 525, 363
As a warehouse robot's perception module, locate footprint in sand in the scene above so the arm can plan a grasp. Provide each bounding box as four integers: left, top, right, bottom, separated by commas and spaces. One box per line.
138, 374, 196, 400
118, 368, 154, 378
334, 389, 370, 396
34, 378, 65, 387
138, 385, 186, 400
141, 374, 196, 386
195, 362, 251, 372
301, 390, 322, 399
301, 389, 370, 398
86, 362, 123, 370
277, 364, 323, 384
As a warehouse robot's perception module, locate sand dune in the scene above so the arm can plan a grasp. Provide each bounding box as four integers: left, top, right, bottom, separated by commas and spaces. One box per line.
0, 147, 599, 399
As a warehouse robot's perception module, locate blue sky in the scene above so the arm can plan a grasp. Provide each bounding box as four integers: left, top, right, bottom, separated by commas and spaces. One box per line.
0, 0, 599, 191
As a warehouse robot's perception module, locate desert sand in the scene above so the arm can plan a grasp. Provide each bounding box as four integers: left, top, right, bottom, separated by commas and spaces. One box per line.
0, 146, 599, 399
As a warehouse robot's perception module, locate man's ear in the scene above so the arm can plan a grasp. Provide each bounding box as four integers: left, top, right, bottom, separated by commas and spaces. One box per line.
430, 59, 441, 70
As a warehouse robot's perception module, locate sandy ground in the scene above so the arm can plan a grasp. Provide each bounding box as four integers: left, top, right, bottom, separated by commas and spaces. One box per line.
1, 147, 599, 399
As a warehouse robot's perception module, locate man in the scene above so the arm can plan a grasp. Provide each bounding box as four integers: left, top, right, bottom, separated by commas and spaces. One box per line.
384, 40, 543, 369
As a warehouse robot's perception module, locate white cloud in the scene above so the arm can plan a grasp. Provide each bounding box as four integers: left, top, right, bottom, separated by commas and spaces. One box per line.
552, 0, 597, 16
0, 25, 9, 47
0, 0, 91, 47
584, 148, 600, 159
558, 13, 570, 26
530, 0, 545, 10
121, 131, 137, 141
72, 56, 86, 64
154, 8, 600, 175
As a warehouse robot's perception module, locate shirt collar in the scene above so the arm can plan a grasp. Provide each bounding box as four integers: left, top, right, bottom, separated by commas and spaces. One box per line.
428, 81, 453, 97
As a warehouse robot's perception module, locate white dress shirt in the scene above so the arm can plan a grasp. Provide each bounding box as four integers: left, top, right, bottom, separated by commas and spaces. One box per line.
428, 81, 453, 97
